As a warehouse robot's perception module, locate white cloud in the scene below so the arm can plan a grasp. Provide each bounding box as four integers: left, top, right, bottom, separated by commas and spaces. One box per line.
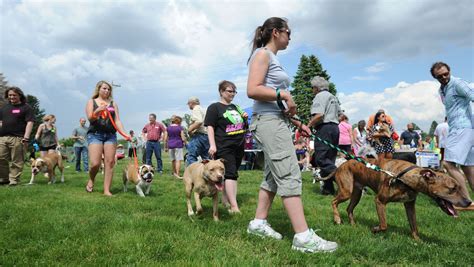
365, 62, 388, 73
0, 0, 471, 138
352, 75, 379, 81
339, 80, 445, 132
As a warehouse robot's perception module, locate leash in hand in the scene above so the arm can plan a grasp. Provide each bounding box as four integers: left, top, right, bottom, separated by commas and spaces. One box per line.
290, 116, 396, 178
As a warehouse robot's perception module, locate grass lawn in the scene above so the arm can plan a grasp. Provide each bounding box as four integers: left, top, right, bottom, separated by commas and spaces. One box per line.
1, 153, 473, 266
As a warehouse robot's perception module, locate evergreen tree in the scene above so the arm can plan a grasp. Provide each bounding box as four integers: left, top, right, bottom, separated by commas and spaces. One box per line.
26, 95, 46, 140
291, 55, 337, 123
428, 120, 438, 136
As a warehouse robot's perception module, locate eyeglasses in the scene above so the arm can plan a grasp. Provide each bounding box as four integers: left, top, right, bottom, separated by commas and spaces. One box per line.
279, 28, 291, 38
225, 90, 237, 94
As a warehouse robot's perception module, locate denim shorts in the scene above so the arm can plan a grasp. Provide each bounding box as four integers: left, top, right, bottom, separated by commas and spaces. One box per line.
87, 132, 117, 145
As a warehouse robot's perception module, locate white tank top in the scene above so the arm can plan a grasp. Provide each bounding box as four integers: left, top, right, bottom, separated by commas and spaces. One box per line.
248, 47, 290, 115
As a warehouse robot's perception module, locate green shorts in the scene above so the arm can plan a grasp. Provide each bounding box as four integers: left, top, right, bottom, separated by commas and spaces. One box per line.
249, 114, 302, 197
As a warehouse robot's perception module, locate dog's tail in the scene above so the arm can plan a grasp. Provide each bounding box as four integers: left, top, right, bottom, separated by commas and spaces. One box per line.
313, 169, 337, 182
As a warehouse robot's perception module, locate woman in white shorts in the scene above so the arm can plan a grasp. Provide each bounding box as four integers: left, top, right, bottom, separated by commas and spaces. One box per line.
164, 116, 186, 179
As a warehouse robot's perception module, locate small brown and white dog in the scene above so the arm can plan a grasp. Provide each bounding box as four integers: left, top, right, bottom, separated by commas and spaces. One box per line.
183, 159, 225, 221
29, 151, 64, 184
373, 124, 391, 145
122, 163, 154, 197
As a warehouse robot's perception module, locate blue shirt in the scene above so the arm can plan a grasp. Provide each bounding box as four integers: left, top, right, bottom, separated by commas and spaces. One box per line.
438, 76, 474, 130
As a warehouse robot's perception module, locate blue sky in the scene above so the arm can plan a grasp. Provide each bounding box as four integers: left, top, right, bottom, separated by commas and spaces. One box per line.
1, 0, 473, 138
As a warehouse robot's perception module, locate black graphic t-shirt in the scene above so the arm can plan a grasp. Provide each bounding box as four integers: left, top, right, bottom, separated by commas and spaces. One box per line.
0, 102, 34, 137
204, 102, 246, 148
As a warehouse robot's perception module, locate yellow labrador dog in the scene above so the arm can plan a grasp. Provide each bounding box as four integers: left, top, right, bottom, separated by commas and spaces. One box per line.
183, 159, 225, 221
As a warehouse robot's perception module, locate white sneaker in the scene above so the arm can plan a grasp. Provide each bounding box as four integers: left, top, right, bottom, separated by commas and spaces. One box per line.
247, 221, 283, 240
292, 229, 338, 253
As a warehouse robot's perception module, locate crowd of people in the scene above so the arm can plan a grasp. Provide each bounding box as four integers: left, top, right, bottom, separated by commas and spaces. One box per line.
0, 17, 472, 254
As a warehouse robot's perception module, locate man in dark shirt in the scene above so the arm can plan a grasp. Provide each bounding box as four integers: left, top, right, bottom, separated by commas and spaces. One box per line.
399, 123, 422, 149
0, 87, 34, 185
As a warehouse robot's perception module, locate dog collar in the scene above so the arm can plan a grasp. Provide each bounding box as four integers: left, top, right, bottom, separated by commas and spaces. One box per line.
389, 165, 420, 186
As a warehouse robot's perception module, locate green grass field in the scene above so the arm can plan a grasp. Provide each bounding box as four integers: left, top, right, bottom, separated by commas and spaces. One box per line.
1, 153, 473, 266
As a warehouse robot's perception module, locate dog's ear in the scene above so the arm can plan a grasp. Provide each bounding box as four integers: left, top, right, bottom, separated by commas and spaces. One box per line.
30, 158, 35, 163
420, 169, 437, 183
201, 159, 210, 164
219, 158, 226, 163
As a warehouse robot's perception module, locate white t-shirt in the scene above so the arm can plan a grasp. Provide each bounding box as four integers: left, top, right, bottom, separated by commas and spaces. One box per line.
434, 122, 449, 148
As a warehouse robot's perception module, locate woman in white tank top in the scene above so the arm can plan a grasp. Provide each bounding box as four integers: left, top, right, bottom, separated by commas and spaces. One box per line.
245, 17, 338, 253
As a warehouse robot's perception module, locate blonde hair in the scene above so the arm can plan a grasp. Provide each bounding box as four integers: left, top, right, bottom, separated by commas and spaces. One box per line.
91, 80, 113, 99
43, 114, 55, 122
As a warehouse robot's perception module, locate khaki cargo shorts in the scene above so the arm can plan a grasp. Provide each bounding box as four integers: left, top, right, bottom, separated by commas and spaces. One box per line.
249, 114, 302, 196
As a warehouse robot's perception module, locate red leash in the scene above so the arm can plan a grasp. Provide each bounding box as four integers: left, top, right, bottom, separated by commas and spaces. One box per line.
102, 109, 139, 172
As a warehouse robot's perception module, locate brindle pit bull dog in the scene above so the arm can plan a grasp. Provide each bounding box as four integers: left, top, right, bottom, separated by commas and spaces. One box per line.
183, 159, 225, 221
323, 158, 471, 239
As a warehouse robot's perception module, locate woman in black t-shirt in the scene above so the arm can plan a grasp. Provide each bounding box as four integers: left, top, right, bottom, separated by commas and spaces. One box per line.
204, 80, 248, 214
85, 80, 129, 196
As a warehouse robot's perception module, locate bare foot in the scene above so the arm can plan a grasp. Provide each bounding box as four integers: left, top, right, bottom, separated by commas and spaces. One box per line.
173, 173, 183, 179
85, 180, 94, 193
103, 192, 113, 197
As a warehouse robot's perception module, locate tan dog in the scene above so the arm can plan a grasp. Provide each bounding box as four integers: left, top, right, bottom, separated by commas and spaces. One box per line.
373, 124, 391, 145
122, 163, 154, 197
183, 159, 225, 221
323, 158, 471, 239
29, 151, 64, 184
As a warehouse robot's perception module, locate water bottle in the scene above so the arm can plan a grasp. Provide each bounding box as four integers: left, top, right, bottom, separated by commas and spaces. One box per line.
410, 138, 415, 148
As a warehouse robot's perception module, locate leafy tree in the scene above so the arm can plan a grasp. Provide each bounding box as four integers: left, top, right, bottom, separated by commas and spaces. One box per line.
183, 114, 192, 128
0, 73, 8, 108
162, 118, 171, 127
411, 122, 421, 131
59, 137, 75, 147
428, 120, 438, 136
26, 95, 46, 140
291, 55, 337, 124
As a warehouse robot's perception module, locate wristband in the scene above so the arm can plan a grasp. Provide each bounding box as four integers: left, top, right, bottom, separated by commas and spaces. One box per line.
276, 88, 286, 110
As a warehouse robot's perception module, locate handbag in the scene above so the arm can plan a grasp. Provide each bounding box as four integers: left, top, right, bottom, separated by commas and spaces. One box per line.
391, 131, 399, 140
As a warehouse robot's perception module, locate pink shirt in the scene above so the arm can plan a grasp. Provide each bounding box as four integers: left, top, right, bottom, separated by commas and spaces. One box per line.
142, 122, 166, 141
338, 121, 352, 145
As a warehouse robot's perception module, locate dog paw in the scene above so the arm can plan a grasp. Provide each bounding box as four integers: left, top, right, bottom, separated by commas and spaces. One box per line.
213, 217, 219, 222
371, 226, 386, 233
196, 209, 203, 215
188, 211, 195, 216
